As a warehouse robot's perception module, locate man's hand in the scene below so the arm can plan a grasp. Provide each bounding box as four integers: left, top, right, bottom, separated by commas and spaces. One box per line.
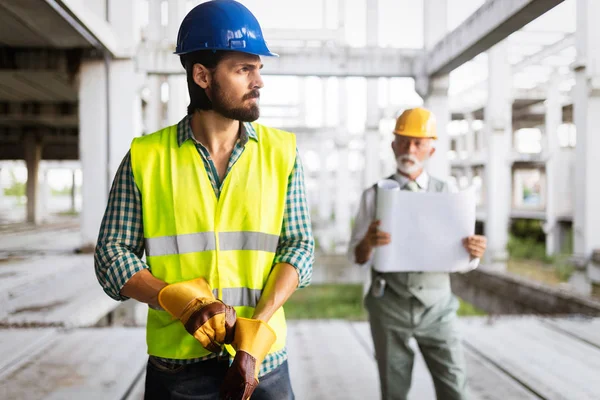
463, 235, 487, 259
220, 318, 276, 400
355, 220, 391, 264
158, 278, 236, 353
364, 220, 392, 247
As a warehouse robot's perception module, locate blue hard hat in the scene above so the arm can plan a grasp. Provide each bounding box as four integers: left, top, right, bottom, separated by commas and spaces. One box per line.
175, 0, 278, 57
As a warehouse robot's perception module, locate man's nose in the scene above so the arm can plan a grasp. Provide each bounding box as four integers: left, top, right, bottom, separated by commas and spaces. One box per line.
408, 141, 419, 153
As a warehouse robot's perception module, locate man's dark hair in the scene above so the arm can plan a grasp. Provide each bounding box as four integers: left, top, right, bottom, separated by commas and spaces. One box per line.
180, 50, 228, 115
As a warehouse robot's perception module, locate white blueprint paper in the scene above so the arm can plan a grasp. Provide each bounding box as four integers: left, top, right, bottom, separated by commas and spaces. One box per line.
373, 180, 476, 272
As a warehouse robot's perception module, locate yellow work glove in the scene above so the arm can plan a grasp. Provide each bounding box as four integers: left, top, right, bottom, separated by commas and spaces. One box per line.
158, 278, 236, 353
219, 318, 276, 400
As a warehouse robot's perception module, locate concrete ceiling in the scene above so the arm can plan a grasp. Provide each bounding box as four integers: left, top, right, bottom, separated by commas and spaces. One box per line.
0, 1, 91, 48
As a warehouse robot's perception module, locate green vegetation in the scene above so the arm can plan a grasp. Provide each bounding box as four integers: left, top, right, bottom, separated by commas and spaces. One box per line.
284, 284, 486, 320
4, 170, 25, 198
285, 284, 367, 320
507, 219, 575, 283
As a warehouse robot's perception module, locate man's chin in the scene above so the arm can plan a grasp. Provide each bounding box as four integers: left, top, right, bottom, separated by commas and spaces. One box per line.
218, 106, 260, 122
397, 164, 421, 175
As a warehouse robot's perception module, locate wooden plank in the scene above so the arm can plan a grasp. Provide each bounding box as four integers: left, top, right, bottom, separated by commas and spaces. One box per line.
0, 328, 147, 400
543, 317, 600, 349
461, 317, 600, 400
287, 320, 380, 399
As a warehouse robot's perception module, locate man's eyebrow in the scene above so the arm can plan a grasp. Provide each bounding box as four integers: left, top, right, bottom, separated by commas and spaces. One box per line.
235, 63, 264, 69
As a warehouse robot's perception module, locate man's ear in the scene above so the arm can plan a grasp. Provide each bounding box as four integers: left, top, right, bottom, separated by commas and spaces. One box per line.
193, 64, 211, 90
429, 147, 436, 157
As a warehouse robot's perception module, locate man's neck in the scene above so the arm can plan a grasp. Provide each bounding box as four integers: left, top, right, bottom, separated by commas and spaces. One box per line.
190, 110, 240, 153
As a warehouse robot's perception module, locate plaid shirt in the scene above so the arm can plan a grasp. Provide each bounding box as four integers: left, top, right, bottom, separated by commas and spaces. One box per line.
94, 115, 314, 377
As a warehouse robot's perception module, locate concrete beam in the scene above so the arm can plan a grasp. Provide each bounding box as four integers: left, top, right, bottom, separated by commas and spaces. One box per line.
485, 42, 513, 271
264, 29, 342, 43
138, 47, 417, 77
451, 33, 575, 113
512, 33, 575, 72
44, 0, 126, 56
0, 127, 78, 160
0, 102, 77, 128
427, 0, 565, 76
0, 1, 90, 48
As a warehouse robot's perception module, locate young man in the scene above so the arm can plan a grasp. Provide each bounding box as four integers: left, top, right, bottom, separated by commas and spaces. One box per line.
348, 107, 487, 400
95, 1, 314, 399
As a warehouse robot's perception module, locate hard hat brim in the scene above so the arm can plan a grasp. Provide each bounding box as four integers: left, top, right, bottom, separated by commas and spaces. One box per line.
393, 130, 438, 140
174, 48, 279, 57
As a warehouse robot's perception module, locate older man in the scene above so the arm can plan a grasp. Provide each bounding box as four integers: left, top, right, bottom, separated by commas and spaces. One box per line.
348, 107, 487, 400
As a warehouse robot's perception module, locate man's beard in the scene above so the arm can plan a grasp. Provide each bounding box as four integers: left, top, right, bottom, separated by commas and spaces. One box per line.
208, 80, 260, 122
396, 154, 427, 175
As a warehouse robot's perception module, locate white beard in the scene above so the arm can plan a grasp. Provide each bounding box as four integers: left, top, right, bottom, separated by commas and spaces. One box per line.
396, 154, 426, 175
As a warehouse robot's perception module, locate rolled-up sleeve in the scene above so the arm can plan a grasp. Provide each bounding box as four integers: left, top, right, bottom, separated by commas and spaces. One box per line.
272, 149, 315, 289
94, 151, 149, 301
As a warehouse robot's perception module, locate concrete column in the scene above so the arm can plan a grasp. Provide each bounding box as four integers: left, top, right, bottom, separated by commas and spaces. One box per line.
147, 0, 164, 43
364, 81, 381, 188
464, 113, 475, 184
318, 144, 332, 222
484, 42, 512, 271
545, 71, 562, 256
574, 0, 600, 292
423, 0, 450, 180
71, 169, 77, 213
167, 0, 188, 129
167, 75, 188, 125
167, 0, 187, 42
108, 0, 140, 55
146, 75, 163, 134
465, 113, 475, 155
40, 166, 50, 222
335, 80, 351, 246
0, 167, 4, 207
109, 60, 143, 179
79, 60, 108, 246
24, 134, 41, 224
363, 0, 381, 188
300, 77, 308, 126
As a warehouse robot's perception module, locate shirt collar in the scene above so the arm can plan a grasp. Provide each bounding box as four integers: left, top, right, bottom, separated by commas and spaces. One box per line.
393, 170, 430, 190
176, 115, 258, 147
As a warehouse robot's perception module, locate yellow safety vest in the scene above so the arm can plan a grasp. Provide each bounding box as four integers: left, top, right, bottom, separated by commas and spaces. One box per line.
130, 122, 296, 360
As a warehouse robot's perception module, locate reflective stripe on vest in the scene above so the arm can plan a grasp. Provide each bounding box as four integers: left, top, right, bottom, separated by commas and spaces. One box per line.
145, 231, 279, 257
149, 287, 262, 310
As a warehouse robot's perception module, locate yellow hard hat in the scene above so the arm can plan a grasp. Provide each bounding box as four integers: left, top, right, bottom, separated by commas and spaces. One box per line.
393, 107, 437, 139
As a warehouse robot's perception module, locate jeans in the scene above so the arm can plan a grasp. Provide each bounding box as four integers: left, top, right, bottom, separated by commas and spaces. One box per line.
144, 356, 295, 400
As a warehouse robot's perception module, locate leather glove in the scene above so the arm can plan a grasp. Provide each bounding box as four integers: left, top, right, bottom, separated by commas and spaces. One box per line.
220, 318, 276, 400
158, 278, 236, 353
